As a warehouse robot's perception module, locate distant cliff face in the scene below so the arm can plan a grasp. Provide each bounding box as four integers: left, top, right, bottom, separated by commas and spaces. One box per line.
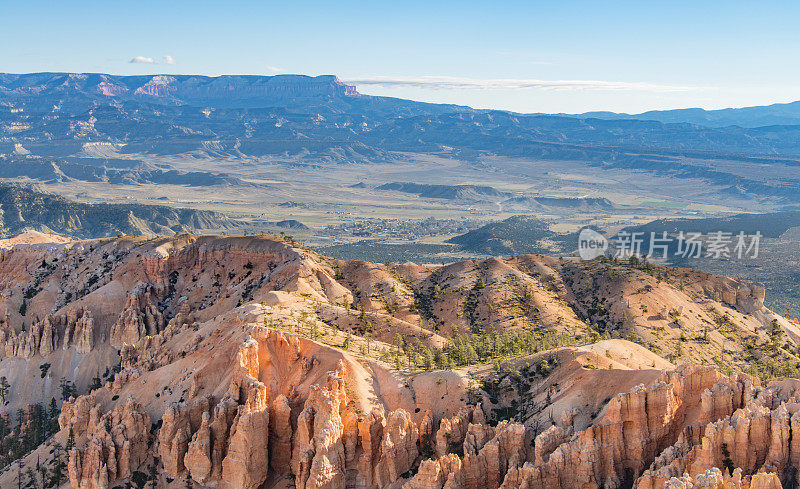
0, 73, 359, 107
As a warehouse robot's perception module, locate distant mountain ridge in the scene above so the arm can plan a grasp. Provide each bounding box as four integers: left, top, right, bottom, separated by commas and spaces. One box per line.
1, 72, 800, 202
7, 72, 800, 128
578, 100, 800, 128
376, 182, 508, 201
0, 72, 359, 107
0, 154, 246, 186
502, 196, 615, 212
0, 184, 239, 238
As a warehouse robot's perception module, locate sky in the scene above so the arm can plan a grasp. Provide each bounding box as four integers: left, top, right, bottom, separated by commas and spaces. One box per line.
3, 0, 800, 114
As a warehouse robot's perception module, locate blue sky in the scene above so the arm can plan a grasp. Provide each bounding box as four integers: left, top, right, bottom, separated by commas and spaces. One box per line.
3, 0, 800, 113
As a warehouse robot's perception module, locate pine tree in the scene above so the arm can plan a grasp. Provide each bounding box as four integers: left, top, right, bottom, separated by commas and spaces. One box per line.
421, 348, 434, 370
0, 376, 10, 406
88, 376, 102, 392
394, 333, 404, 354
26, 466, 39, 489
59, 378, 76, 401
65, 427, 75, 452
36, 455, 46, 489
48, 443, 67, 488
47, 398, 59, 436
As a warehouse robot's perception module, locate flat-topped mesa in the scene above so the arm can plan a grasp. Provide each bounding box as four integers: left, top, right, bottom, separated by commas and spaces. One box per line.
0, 73, 360, 105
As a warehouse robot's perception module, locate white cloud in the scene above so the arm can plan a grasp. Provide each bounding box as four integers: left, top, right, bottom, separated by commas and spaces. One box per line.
163, 55, 176, 65
129, 56, 155, 64
345, 76, 702, 93
266, 65, 286, 74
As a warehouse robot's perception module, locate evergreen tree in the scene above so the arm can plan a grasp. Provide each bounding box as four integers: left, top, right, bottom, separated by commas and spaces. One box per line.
25, 467, 38, 489
36, 455, 46, 489
47, 399, 59, 436
0, 376, 10, 405
59, 379, 76, 401
88, 376, 102, 392
48, 443, 67, 488
421, 348, 435, 370
65, 427, 75, 451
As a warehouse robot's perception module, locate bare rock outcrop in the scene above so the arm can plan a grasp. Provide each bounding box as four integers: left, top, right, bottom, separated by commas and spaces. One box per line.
185, 412, 214, 483
696, 276, 766, 314
0, 307, 95, 358
157, 400, 200, 477
2, 231, 790, 489
270, 394, 294, 473
55, 329, 800, 489
357, 409, 386, 489
402, 365, 759, 489
636, 393, 800, 488
292, 366, 350, 489
404, 454, 462, 489
59, 394, 100, 437
661, 467, 781, 489
66, 396, 151, 489
111, 284, 165, 347
156, 336, 271, 489
375, 409, 420, 487
220, 381, 270, 489
287, 359, 421, 489
435, 406, 474, 458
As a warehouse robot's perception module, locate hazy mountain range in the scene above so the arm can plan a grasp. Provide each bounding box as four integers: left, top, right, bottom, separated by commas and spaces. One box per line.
1, 72, 799, 206
578, 100, 800, 128
2, 73, 800, 159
